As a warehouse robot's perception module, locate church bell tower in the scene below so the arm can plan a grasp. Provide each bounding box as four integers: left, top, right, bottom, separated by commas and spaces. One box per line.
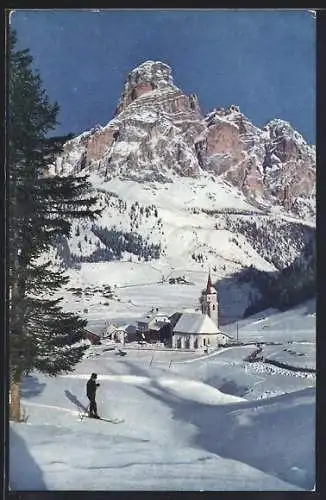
201, 272, 218, 326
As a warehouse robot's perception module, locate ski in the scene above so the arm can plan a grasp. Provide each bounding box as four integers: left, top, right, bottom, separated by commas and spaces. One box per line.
99, 417, 124, 424
79, 414, 124, 424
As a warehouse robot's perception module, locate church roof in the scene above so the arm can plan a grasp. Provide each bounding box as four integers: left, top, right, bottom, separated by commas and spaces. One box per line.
168, 311, 183, 328
174, 312, 220, 335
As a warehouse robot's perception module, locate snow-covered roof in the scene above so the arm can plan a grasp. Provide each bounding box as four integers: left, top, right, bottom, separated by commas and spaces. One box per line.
83, 329, 101, 338
137, 312, 170, 331
149, 322, 167, 332
174, 313, 219, 335
137, 312, 156, 325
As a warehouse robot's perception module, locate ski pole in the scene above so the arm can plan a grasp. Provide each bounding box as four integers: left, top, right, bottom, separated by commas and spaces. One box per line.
80, 404, 90, 421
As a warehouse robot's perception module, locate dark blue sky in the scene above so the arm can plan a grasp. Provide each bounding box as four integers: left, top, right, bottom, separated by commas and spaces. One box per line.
11, 9, 315, 143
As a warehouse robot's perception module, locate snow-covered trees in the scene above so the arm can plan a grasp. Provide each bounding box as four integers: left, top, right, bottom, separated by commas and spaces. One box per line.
91, 226, 161, 261
242, 238, 316, 316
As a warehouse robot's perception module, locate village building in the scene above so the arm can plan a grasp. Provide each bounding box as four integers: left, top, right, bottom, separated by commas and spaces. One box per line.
83, 320, 127, 345
136, 309, 171, 344
83, 328, 102, 345
82, 319, 111, 344
200, 271, 218, 325
112, 327, 127, 344
134, 272, 232, 350
88, 272, 232, 350
103, 322, 131, 344
172, 272, 232, 350
172, 312, 229, 349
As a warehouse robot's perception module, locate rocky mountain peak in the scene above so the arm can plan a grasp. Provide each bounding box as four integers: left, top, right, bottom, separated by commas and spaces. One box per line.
130, 60, 174, 88
115, 60, 178, 116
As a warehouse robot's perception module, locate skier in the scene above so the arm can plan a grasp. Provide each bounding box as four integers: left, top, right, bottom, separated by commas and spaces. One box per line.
86, 373, 100, 418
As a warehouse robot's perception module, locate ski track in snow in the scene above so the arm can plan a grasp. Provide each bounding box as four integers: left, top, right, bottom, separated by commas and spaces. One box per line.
21, 401, 80, 416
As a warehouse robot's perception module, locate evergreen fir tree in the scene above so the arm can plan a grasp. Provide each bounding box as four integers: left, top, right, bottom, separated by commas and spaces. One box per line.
8, 30, 102, 421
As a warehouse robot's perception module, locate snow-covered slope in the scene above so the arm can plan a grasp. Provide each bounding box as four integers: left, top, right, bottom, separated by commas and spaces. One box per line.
223, 299, 316, 343
52, 173, 314, 321
10, 327, 315, 490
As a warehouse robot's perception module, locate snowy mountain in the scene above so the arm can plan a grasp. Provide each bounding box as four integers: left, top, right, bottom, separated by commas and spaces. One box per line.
47, 60, 315, 321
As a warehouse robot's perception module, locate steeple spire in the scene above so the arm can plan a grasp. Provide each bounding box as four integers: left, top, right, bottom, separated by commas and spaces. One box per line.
206, 270, 213, 293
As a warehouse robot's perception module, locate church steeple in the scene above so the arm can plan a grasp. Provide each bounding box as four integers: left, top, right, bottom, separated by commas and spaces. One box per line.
201, 271, 218, 326
206, 271, 213, 294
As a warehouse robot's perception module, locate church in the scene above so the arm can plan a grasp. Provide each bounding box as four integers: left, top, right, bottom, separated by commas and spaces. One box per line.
172, 272, 231, 350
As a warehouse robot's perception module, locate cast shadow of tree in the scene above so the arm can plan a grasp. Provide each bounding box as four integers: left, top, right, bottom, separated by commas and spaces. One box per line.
9, 427, 47, 490
21, 375, 46, 399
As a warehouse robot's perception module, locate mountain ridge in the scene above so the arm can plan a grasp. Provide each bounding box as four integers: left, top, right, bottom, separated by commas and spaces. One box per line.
51, 60, 315, 220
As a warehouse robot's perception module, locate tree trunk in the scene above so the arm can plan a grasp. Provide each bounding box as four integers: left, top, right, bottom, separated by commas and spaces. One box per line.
9, 248, 27, 424
10, 376, 21, 422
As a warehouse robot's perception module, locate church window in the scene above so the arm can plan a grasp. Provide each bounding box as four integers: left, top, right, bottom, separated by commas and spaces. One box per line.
203, 338, 206, 346
212, 305, 215, 310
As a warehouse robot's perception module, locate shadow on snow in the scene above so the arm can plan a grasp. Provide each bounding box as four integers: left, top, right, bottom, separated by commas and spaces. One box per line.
9, 426, 47, 491
118, 358, 315, 490
64, 389, 88, 413
21, 375, 47, 399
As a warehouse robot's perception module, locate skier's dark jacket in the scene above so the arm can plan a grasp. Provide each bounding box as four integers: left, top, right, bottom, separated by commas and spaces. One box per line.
86, 378, 98, 400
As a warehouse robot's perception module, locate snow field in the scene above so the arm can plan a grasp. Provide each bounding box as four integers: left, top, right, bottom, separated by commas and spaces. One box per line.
11, 343, 315, 490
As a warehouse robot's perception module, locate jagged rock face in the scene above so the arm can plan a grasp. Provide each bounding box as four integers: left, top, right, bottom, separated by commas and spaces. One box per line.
115, 61, 176, 115
203, 108, 315, 216
262, 120, 315, 215
104, 88, 205, 181
204, 107, 266, 199
56, 60, 206, 183
56, 60, 315, 218
86, 126, 119, 162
